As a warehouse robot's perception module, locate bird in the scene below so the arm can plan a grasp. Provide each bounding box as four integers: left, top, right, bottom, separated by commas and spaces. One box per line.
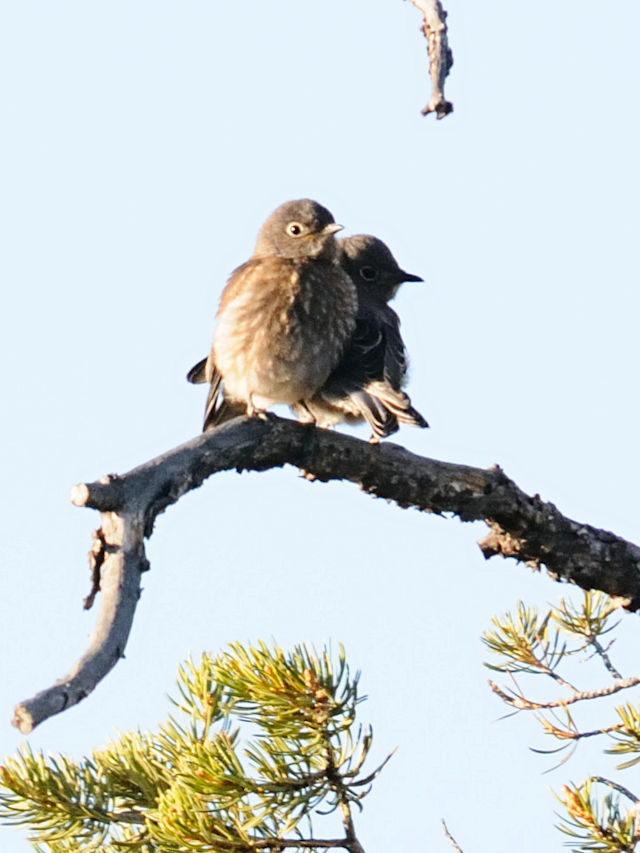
291, 234, 429, 441
188, 231, 429, 440
188, 199, 358, 430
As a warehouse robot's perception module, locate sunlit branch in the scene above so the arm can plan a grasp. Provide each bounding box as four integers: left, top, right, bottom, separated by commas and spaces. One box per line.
489, 675, 640, 711
406, 0, 454, 117
585, 635, 623, 680
441, 819, 464, 853
13, 415, 640, 731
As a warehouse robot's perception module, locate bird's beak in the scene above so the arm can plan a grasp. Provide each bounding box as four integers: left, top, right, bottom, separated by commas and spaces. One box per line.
321, 223, 344, 236
399, 270, 423, 283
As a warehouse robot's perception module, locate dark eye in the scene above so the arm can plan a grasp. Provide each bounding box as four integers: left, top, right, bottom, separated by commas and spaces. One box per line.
286, 221, 305, 237
359, 265, 378, 282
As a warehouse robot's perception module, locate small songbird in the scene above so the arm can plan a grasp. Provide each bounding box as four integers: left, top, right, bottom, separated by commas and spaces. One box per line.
291, 234, 429, 440
189, 199, 358, 430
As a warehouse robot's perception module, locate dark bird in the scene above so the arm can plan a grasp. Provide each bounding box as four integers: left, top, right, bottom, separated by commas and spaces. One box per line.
291, 234, 429, 440
188, 199, 358, 430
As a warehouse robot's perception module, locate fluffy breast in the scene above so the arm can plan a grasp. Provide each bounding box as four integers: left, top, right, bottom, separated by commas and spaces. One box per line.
213, 256, 357, 406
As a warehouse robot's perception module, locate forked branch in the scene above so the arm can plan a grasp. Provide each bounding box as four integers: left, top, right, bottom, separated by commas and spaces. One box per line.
13, 415, 640, 732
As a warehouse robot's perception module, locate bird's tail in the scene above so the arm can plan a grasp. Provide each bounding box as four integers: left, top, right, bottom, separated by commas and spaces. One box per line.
348, 390, 400, 440
363, 381, 429, 429
202, 369, 247, 431
186, 357, 246, 430
186, 357, 208, 384
203, 397, 246, 431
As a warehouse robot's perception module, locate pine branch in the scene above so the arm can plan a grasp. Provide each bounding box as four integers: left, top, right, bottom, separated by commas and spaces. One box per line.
488, 676, 640, 712
4, 643, 377, 852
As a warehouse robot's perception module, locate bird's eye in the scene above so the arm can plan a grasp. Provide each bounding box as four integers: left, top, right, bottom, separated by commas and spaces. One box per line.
359, 265, 378, 282
286, 221, 305, 237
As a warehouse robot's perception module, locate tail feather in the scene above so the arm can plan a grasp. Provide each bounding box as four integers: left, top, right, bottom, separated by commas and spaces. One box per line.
186, 357, 208, 384
188, 356, 248, 431
364, 381, 429, 429
292, 379, 427, 440
202, 367, 249, 430
348, 390, 399, 439
203, 397, 246, 431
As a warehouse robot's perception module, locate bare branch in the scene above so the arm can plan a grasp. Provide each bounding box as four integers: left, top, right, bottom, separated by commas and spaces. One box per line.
406, 0, 453, 117
13, 415, 640, 731
539, 720, 621, 742
12, 510, 148, 734
589, 777, 640, 805
586, 635, 623, 680
488, 676, 640, 712
242, 840, 354, 850
442, 819, 464, 853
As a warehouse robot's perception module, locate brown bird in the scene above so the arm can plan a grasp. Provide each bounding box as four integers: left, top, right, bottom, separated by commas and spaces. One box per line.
291, 234, 429, 440
188, 199, 358, 430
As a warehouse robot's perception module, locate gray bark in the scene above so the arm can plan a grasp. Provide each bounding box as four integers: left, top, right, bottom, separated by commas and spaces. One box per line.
13, 416, 640, 732
407, 0, 454, 117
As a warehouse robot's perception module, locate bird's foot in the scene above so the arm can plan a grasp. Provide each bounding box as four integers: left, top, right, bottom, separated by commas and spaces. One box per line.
247, 398, 268, 419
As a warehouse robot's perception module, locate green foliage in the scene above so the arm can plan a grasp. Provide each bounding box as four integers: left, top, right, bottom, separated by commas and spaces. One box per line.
557, 779, 639, 852
0, 642, 384, 852
483, 600, 568, 677
606, 702, 640, 769
553, 592, 620, 645
483, 592, 620, 681
484, 591, 640, 852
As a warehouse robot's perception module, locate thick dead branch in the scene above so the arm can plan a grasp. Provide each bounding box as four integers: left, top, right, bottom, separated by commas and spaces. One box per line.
13, 415, 640, 732
12, 511, 147, 735
406, 0, 453, 117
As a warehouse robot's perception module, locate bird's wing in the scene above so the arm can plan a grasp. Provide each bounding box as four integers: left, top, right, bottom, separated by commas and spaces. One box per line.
321, 308, 428, 436
379, 307, 409, 389
313, 314, 397, 438
373, 306, 428, 428
340, 312, 387, 384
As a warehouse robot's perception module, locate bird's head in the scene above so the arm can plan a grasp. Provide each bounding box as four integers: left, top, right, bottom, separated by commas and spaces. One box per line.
254, 199, 343, 261
339, 234, 423, 303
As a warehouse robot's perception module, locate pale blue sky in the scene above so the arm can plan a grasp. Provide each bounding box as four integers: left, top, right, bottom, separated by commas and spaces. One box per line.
1, 2, 639, 850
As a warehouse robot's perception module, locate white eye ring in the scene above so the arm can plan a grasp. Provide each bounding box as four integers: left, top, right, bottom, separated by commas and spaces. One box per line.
359, 265, 378, 282
286, 221, 305, 237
